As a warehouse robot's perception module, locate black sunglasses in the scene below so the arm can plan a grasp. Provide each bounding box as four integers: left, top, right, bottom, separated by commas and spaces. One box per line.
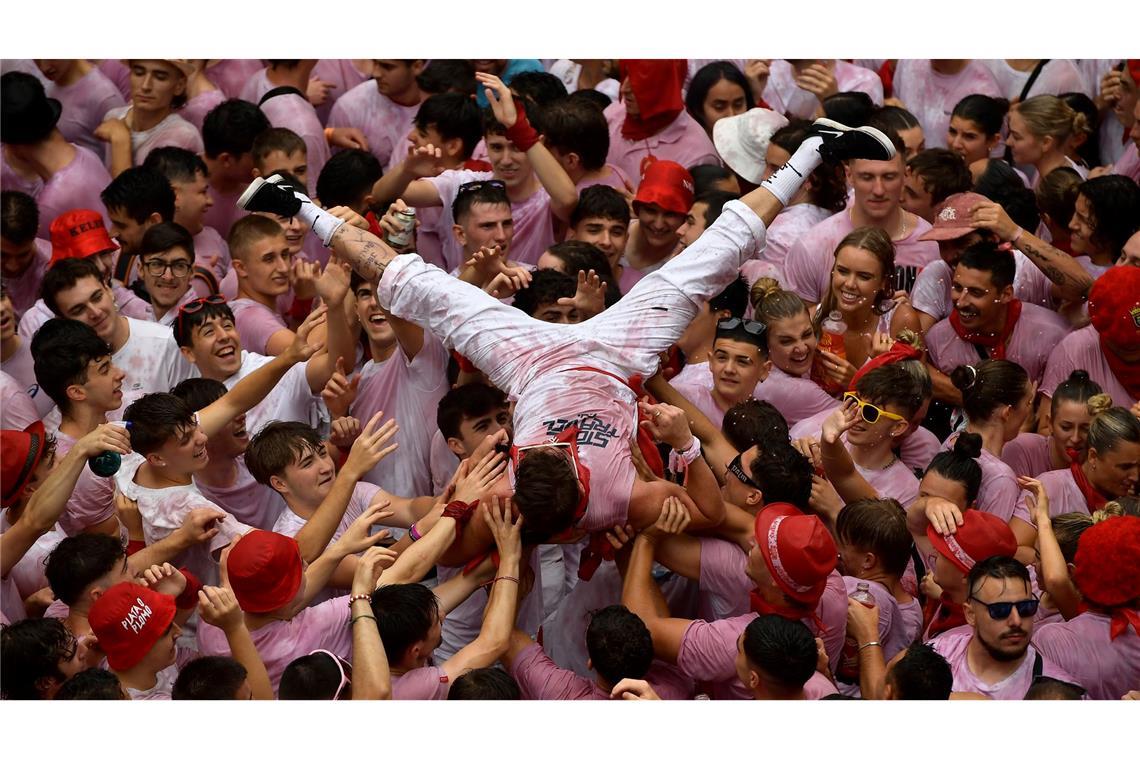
457, 179, 506, 195
727, 453, 761, 490
969, 595, 1040, 620
717, 317, 766, 336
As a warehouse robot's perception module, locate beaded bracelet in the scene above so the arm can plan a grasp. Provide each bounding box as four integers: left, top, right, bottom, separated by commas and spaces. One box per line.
348, 593, 371, 608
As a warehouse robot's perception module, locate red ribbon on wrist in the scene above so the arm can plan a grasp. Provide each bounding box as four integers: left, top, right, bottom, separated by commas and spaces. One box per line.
504, 100, 540, 152
443, 499, 480, 529
175, 568, 203, 609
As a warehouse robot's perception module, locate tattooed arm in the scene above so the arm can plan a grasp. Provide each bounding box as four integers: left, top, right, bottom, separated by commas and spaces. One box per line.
329, 224, 399, 283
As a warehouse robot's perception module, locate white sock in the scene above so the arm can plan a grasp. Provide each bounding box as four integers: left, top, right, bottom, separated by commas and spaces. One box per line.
760, 135, 823, 206
294, 196, 345, 247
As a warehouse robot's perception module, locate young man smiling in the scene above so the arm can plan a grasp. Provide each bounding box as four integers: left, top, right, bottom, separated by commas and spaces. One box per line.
137, 222, 197, 325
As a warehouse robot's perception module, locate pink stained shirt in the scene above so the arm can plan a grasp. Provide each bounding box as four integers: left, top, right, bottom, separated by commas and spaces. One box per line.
753, 364, 841, 428
1042, 325, 1136, 406
17, 280, 153, 344
428, 429, 460, 495
617, 259, 645, 294
925, 302, 1071, 384
836, 576, 921, 696
783, 210, 940, 304
3, 238, 50, 319
259, 93, 330, 193
761, 203, 835, 273
205, 59, 264, 100
857, 456, 922, 507
930, 627, 1080, 699
0, 511, 63, 607
910, 259, 953, 321
237, 69, 272, 106
197, 594, 353, 694
350, 335, 449, 499
983, 59, 1089, 101
194, 459, 285, 532
391, 665, 451, 700
1112, 143, 1140, 183
788, 406, 940, 473
326, 81, 420, 171
1, 145, 112, 241
272, 481, 381, 545
45, 66, 126, 156
1033, 611, 1140, 700
110, 317, 195, 421
941, 432, 1023, 522
763, 60, 884, 120
1012, 467, 1093, 525
228, 298, 288, 356
95, 59, 131, 100
602, 101, 722, 187
891, 60, 1002, 149
189, 226, 231, 298
202, 186, 245, 241
51, 429, 118, 536
179, 89, 227, 133
311, 60, 371, 126
576, 164, 632, 195
0, 371, 39, 429
1014, 252, 1108, 311
509, 642, 694, 700
1001, 433, 1055, 478
102, 105, 203, 168
670, 371, 728, 430
218, 350, 316, 436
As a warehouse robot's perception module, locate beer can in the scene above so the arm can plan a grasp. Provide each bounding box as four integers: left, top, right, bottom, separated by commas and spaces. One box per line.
387, 208, 416, 248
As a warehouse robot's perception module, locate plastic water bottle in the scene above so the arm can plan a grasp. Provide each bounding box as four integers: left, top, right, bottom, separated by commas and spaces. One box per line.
837, 582, 876, 684
87, 421, 130, 477
812, 310, 848, 395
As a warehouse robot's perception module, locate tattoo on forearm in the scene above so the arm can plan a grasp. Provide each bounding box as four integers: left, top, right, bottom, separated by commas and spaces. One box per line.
1020, 240, 1093, 296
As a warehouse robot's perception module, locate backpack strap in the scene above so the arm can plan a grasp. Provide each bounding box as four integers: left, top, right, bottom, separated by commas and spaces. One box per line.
258, 86, 306, 107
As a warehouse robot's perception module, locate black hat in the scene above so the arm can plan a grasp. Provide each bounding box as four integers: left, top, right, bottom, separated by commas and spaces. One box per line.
1, 71, 62, 145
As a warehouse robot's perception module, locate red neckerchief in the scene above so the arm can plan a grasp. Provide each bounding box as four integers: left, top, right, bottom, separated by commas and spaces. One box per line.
618, 60, 686, 142
463, 159, 493, 172
749, 591, 827, 634
1077, 601, 1140, 640
1069, 461, 1109, 512
924, 594, 967, 639
848, 341, 923, 392
1098, 333, 1140, 402
949, 299, 1023, 360
364, 211, 383, 239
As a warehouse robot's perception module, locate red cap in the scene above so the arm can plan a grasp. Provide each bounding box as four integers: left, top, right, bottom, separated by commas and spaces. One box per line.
1072, 516, 1140, 608
49, 209, 117, 266
926, 510, 1017, 575
633, 158, 694, 216
754, 503, 836, 606
1087, 266, 1140, 351
1, 420, 48, 508
848, 340, 923, 392
227, 530, 304, 613
917, 192, 989, 242
88, 582, 177, 671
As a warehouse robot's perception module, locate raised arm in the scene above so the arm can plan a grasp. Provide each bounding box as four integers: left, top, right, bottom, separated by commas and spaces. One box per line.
846, 598, 887, 700
644, 373, 739, 481
636, 401, 725, 529
304, 256, 358, 394
819, 402, 879, 503
293, 503, 397, 611
1021, 477, 1080, 619
350, 547, 398, 700
369, 145, 447, 208
198, 585, 275, 700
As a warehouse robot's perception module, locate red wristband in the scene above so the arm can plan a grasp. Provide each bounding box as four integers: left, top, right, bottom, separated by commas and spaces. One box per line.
443, 499, 480, 529
175, 568, 203, 609
504, 100, 540, 152
125, 539, 147, 556
289, 297, 315, 322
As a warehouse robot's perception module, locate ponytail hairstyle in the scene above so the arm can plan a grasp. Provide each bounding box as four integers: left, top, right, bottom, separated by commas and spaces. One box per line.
1051, 502, 1124, 562
750, 277, 808, 328
925, 431, 984, 506
1034, 167, 1082, 231
816, 226, 896, 330
951, 94, 1010, 138
1050, 370, 1103, 418
1085, 393, 1140, 459
1012, 95, 1091, 150
770, 120, 848, 213
949, 359, 1030, 422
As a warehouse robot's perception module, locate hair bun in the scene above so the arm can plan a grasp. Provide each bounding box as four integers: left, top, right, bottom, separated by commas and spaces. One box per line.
953, 431, 983, 460
1087, 393, 1113, 416
1067, 370, 1090, 383
950, 364, 979, 392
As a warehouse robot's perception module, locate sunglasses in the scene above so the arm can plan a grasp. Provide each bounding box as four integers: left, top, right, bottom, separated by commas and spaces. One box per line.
717, 317, 766, 336
176, 294, 227, 335
457, 179, 506, 195
968, 595, 1040, 620
842, 392, 906, 425
727, 453, 761, 490
310, 649, 352, 700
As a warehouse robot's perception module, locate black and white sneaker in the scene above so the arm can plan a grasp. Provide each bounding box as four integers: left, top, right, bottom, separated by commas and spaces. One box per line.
235, 174, 304, 216
809, 118, 896, 164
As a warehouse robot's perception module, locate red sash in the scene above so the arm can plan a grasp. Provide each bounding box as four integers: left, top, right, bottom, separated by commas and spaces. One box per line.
949, 299, 1022, 360
1070, 461, 1109, 513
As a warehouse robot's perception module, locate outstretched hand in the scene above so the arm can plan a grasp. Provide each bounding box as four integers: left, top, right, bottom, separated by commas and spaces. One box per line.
476, 72, 518, 129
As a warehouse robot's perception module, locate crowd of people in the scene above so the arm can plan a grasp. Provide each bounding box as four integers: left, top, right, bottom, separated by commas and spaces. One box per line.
1, 56, 1139, 703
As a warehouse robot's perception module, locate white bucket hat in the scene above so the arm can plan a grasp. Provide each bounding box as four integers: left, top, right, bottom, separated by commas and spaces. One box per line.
713, 108, 790, 185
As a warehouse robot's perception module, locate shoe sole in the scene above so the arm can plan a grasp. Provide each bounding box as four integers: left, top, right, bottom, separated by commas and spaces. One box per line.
236, 176, 270, 210
813, 117, 895, 160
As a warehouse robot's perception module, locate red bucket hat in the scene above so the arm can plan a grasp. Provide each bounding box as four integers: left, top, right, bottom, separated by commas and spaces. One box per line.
88, 582, 177, 671
926, 510, 1017, 575
633, 158, 694, 216
918, 192, 989, 242
754, 502, 837, 606
1, 420, 48, 508
227, 530, 304, 613
49, 209, 118, 266
1087, 266, 1140, 351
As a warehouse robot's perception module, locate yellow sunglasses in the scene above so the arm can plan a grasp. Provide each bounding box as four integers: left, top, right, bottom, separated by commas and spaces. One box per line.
843, 392, 906, 424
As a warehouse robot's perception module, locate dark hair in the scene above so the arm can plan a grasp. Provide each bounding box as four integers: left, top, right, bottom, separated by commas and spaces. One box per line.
586, 605, 654, 685
40, 257, 104, 316
906, 149, 973, 206
1025, 676, 1087, 700
1060, 92, 1100, 169
926, 432, 984, 505
170, 377, 228, 412
952, 94, 1010, 137
279, 651, 350, 700
693, 189, 741, 230
749, 443, 814, 510
870, 105, 920, 132
55, 668, 125, 700
568, 88, 613, 111
956, 239, 1016, 290
507, 71, 568, 119
540, 98, 609, 171
448, 667, 520, 699
245, 421, 323, 486
31, 318, 113, 412
100, 167, 175, 223
1, 190, 39, 244
452, 180, 511, 225
174, 298, 234, 348
950, 359, 1030, 422
716, 317, 768, 353
887, 643, 953, 699
722, 399, 790, 453
570, 185, 630, 227
266, 60, 302, 69
512, 268, 578, 317
316, 149, 382, 210
140, 221, 195, 261
684, 61, 754, 131
370, 583, 440, 662
689, 164, 738, 197
437, 382, 508, 440
44, 533, 126, 606
172, 656, 249, 700
973, 160, 1041, 232
1051, 370, 1102, 417
855, 362, 929, 420
822, 91, 875, 127
836, 498, 912, 577
513, 448, 580, 542
1035, 167, 1082, 229
413, 93, 487, 160
1078, 175, 1140, 257
543, 240, 616, 282
770, 120, 849, 213
741, 614, 818, 691
251, 127, 307, 166
0, 618, 76, 699
142, 146, 209, 184
122, 392, 197, 456
708, 275, 749, 319
416, 60, 477, 96
202, 99, 271, 159
967, 554, 1030, 597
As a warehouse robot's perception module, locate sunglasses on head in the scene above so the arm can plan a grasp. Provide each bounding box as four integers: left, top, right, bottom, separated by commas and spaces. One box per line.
842, 392, 906, 424
717, 317, 766, 336
969, 595, 1040, 620
310, 649, 352, 700
457, 179, 506, 196
176, 295, 227, 335
727, 453, 761, 490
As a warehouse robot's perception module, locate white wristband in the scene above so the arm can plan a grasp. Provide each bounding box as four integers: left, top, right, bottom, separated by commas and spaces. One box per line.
673, 437, 701, 466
